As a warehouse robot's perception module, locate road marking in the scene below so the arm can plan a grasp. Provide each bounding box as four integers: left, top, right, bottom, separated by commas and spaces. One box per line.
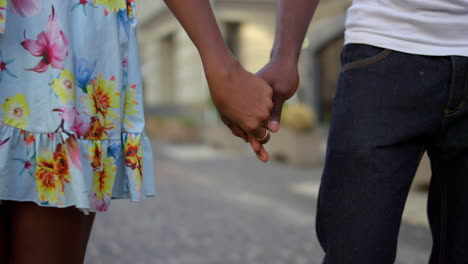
163, 144, 233, 161
289, 182, 320, 197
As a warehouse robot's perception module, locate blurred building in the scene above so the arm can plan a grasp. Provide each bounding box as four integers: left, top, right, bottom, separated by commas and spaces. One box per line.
136, 0, 351, 122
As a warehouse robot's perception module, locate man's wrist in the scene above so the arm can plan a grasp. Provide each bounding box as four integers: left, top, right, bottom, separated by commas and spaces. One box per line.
270, 48, 300, 64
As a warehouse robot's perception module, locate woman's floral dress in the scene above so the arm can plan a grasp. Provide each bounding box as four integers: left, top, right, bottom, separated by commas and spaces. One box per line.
0, 0, 155, 213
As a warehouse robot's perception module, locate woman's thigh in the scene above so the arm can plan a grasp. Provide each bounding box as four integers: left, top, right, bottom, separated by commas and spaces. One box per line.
8, 202, 95, 264
0, 202, 11, 264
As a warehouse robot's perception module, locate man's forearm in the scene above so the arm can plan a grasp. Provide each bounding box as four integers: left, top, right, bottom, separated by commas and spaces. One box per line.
272, 0, 320, 61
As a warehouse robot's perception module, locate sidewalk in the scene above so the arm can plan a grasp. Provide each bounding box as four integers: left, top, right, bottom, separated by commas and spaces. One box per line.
85, 141, 432, 264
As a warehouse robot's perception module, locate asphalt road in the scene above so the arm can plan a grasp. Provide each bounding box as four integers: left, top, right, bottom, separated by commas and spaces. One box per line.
84, 142, 432, 264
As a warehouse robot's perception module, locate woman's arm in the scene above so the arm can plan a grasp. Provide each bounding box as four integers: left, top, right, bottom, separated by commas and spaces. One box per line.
164, 0, 273, 161
163, 0, 232, 71
257, 0, 320, 132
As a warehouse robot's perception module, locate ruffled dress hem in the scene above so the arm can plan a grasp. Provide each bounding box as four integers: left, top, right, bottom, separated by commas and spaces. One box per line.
0, 121, 157, 213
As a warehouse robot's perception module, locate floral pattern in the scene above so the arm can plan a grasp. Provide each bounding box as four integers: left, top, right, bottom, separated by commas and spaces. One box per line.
21, 6, 69, 73
0, 0, 155, 212
2, 94, 30, 129
0, 0, 7, 33
0, 49, 18, 81
35, 143, 71, 205
93, 0, 125, 15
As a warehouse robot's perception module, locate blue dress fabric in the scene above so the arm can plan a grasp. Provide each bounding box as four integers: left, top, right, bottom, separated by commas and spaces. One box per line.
0, 0, 156, 212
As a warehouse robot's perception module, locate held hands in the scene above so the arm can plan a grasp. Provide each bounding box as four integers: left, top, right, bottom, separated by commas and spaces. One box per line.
205, 56, 273, 162
207, 55, 299, 163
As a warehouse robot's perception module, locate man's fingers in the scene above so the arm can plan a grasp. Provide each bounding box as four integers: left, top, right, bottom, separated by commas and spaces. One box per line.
268, 95, 285, 133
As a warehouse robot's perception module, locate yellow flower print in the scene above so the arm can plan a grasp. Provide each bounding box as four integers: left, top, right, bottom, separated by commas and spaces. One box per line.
125, 134, 143, 191
0, 0, 6, 24
93, 156, 116, 200
35, 143, 71, 204
53, 143, 71, 194
35, 151, 57, 204
125, 133, 141, 170
52, 69, 75, 103
123, 84, 138, 130
82, 73, 121, 123
84, 116, 115, 139
93, 0, 126, 15
2, 94, 30, 129
87, 140, 102, 171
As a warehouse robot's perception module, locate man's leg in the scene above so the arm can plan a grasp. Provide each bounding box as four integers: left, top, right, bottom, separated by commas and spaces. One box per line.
427, 56, 468, 264
316, 44, 452, 263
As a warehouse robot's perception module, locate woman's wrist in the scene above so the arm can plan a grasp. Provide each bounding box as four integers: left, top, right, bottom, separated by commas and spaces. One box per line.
203, 53, 241, 88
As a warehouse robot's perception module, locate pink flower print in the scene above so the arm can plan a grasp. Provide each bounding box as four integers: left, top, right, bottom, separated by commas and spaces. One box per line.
47, 132, 55, 141
0, 137, 10, 150
21, 6, 69, 73
65, 135, 82, 170
53, 106, 90, 137
24, 160, 32, 169
89, 193, 110, 212
11, 0, 42, 17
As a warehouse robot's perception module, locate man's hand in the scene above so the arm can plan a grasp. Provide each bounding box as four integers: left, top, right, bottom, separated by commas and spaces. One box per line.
257, 56, 300, 133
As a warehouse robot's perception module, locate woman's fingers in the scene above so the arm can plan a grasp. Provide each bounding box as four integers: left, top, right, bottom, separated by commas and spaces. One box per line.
221, 117, 249, 143
222, 120, 271, 163
250, 127, 271, 145
249, 136, 270, 162
231, 124, 249, 143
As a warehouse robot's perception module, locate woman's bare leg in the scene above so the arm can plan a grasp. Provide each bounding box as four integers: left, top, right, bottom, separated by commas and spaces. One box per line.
0, 202, 11, 264
9, 202, 95, 264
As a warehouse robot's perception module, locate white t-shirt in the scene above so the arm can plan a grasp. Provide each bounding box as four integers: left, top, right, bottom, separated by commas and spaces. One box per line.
345, 0, 468, 56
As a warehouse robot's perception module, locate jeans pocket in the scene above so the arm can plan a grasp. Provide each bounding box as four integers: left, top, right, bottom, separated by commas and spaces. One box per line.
341, 44, 392, 72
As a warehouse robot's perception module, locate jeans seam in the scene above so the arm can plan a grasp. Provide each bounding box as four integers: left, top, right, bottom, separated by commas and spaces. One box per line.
341, 49, 392, 72
438, 185, 447, 264
445, 74, 468, 116
443, 57, 456, 117
444, 57, 468, 117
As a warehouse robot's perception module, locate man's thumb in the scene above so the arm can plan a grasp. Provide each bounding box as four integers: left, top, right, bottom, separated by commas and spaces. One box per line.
269, 96, 285, 133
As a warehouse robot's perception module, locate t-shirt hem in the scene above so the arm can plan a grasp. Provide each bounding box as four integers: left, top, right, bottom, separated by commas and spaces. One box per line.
345, 33, 468, 57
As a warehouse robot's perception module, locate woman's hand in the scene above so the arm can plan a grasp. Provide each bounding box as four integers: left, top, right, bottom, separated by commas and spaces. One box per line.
205, 56, 273, 162
257, 56, 300, 133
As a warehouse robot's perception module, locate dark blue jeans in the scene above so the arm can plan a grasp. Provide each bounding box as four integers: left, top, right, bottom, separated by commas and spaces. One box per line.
316, 44, 468, 264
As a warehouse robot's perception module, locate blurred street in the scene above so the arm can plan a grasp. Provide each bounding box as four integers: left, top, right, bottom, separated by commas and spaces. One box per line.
85, 140, 433, 264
